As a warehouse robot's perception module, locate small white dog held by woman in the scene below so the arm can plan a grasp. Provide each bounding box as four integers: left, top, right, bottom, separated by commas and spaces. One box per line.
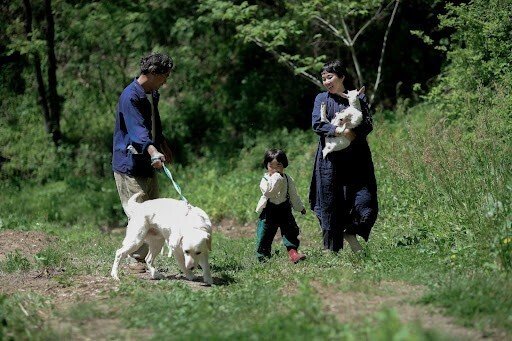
321, 87, 365, 158
110, 192, 213, 285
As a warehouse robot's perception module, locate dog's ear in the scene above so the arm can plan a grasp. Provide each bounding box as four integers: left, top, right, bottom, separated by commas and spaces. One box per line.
357, 86, 365, 95
169, 234, 183, 249
340, 92, 349, 99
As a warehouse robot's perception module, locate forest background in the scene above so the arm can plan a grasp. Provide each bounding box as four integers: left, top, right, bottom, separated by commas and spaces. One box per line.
0, 0, 511, 339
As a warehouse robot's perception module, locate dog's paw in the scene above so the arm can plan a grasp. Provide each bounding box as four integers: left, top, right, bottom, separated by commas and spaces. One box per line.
111, 272, 120, 281
150, 272, 165, 280
185, 274, 197, 281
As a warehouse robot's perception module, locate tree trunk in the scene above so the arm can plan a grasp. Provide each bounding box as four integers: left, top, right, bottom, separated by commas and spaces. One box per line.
22, 0, 52, 135
44, 0, 61, 144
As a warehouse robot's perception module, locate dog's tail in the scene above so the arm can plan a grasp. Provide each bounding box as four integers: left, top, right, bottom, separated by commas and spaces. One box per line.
126, 192, 144, 220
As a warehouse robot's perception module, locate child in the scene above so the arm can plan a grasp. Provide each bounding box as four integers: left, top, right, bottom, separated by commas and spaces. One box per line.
255, 149, 307, 263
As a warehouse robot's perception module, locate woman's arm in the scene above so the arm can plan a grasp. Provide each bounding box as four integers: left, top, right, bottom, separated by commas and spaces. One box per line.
312, 93, 338, 138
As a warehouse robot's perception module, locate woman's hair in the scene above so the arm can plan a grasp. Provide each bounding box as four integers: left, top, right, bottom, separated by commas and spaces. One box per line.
140, 53, 174, 75
321, 60, 346, 78
263, 149, 288, 168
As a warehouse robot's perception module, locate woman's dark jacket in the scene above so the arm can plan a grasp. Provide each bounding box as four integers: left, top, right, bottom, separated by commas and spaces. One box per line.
309, 91, 378, 240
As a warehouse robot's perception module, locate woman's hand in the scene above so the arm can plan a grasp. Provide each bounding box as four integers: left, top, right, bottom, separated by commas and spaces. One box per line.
342, 129, 356, 141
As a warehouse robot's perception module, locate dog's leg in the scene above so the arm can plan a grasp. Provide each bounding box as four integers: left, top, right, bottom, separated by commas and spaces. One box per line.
320, 102, 328, 123
111, 217, 147, 280
198, 255, 213, 285
145, 237, 165, 280
111, 239, 145, 280
172, 248, 195, 281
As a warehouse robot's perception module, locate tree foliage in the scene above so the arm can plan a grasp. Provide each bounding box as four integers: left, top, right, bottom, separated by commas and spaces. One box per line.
427, 0, 512, 138
1, 0, 509, 183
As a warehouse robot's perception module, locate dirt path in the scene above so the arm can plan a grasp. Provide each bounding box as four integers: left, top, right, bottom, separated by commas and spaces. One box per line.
312, 280, 505, 340
0, 229, 507, 340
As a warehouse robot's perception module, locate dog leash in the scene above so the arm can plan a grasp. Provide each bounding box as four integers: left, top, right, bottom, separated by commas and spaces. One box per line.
162, 164, 189, 203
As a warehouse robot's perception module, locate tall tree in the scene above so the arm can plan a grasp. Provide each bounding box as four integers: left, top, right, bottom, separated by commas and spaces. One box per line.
22, 0, 51, 135
44, 0, 61, 144
20, 0, 61, 144
199, 0, 400, 105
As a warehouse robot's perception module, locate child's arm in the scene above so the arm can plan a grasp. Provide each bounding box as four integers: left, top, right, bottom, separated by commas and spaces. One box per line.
260, 173, 285, 199
288, 176, 306, 214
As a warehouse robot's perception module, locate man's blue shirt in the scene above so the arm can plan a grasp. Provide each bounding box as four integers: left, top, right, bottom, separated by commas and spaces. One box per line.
112, 79, 162, 177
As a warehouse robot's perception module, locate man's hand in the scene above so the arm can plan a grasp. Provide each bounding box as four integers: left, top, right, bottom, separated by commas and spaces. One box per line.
148, 145, 165, 169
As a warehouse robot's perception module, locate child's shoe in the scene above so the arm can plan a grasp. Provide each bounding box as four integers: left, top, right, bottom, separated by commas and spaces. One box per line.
288, 249, 306, 263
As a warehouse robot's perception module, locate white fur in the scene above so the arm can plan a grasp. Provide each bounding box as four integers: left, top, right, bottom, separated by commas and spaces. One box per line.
111, 192, 213, 285
321, 87, 364, 158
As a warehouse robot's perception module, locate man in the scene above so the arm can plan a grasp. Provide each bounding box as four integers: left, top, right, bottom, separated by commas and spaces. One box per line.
112, 52, 174, 272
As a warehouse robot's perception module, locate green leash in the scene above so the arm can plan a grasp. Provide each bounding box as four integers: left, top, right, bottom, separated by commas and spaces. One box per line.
161, 164, 188, 203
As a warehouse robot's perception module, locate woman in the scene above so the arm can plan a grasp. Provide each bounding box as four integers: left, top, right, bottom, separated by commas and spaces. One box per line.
309, 60, 378, 252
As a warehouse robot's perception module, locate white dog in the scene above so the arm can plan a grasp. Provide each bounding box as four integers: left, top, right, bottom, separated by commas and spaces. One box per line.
111, 192, 213, 285
321, 87, 365, 158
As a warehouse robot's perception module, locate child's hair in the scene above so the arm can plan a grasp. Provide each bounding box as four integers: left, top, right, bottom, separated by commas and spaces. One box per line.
262, 149, 288, 168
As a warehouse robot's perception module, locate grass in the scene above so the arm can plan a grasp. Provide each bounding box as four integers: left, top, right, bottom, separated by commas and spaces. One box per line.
0, 221, 459, 339
0, 92, 510, 338
1, 251, 31, 273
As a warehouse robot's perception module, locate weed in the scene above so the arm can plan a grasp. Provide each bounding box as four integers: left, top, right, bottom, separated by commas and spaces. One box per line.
0, 293, 57, 340
1, 250, 31, 273
35, 247, 66, 270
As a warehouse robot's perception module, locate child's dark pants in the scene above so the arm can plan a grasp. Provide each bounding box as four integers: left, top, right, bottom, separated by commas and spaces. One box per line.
256, 201, 300, 260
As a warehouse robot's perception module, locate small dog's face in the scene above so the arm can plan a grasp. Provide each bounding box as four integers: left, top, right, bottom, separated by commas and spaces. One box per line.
342, 87, 364, 107
345, 90, 359, 106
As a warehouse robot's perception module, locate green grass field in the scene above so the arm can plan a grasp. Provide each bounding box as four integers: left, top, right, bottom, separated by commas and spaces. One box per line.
0, 101, 510, 340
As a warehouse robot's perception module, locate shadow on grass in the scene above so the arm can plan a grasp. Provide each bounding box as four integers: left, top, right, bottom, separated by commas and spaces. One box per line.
159, 273, 236, 287
210, 262, 245, 273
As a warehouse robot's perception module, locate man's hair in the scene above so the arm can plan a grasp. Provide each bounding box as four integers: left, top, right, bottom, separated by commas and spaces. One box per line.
140, 53, 174, 75
321, 60, 346, 78
262, 149, 289, 168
